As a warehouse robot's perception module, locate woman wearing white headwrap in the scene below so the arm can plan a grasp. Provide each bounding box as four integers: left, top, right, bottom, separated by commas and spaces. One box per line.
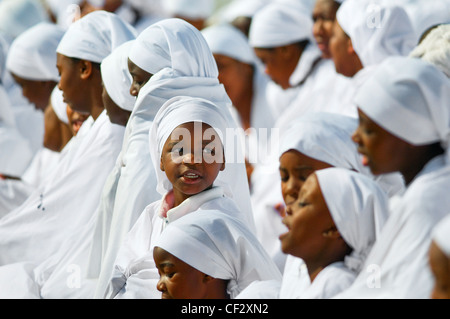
102, 95, 254, 299
93, 18, 254, 298
429, 214, 450, 299
279, 167, 389, 298
162, 0, 215, 30
154, 210, 281, 299
0, 10, 136, 268
335, 56, 450, 299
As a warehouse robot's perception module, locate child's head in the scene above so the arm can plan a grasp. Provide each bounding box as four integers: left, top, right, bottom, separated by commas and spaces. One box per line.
150, 96, 229, 203
153, 210, 281, 299
279, 112, 370, 210
312, 0, 341, 59
429, 215, 450, 299
351, 56, 450, 185
280, 167, 389, 280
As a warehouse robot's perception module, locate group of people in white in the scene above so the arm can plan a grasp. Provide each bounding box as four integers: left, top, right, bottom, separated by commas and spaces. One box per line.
0, 0, 449, 299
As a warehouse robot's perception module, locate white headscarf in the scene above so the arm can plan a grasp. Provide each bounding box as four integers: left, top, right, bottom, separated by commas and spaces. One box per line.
162, 0, 215, 19
249, 2, 314, 48
316, 167, 390, 272
432, 214, 450, 257
154, 210, 282, 298
100, 40, 136, 112
336, 0, 416, 67
409, 24, 450, 78
149, 96, 254, 229
202, 23, 257, 65
57, 10, 137, 63
50, 87, 69, 124
6, 22, 65, 82
354, 56, 450, 163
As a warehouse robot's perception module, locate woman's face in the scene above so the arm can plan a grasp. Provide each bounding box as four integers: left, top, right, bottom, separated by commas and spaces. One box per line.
312, 0, 339, 59
127, 58, 153, 97
154, 246, 209, 299
11, 73, 56, 111
279, 150, 332, 210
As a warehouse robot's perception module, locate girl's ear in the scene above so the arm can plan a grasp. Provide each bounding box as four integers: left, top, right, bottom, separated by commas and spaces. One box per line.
160, 156, 165, 172
322, 226, 341, 239
79, 60, 93, 80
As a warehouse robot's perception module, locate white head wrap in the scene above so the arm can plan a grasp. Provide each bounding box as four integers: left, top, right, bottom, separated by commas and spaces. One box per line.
101, 40, 136, 112
0, 0, 49, 41
50, 87, 69, 124
162, 0, 215, 19
336, 0, 416, 67
354, 56, 450, 163
218, 0, 269, 22
154, 210, 282, 298
6, 22, 65, 82
409, 24, 450, 78
148, 96, 254, 229
56, 10, 137, 63
316, 167, 390, 272
129, 18, 216, 76
432, 214, 450, 257
202, 23, 256, 65
249, 2, 314, 48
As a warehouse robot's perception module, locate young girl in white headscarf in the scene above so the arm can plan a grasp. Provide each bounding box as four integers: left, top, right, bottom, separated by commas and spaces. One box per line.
280, 167, 389, 298
336, 56, 450, 299
0, 10, 136, 276
103, 96, 258, 299
154, 209, 281, 299
93, 18, 254, 298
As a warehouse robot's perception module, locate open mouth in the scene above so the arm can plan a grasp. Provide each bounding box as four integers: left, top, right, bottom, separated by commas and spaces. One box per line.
180, 170, 202, 184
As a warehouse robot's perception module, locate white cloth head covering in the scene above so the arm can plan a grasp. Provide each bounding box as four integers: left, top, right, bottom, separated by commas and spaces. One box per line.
354, 56, 450, 163
249, 2, 314, 48
129, 18, 217, 76
154, 210, 282, 298
432, 214, 450, 257
316, 167, 390, 272
100, 40, 136, 111
57, 10, 137, 63
409, 24, 450, 78
6, 22, 65, 82
336, 0, 416, 67
50, 87, 69, 124
0, 0, 49, 41
149, 96, 254, 229
218, 0, 270, 22
162, 0, 215, 19
202, 23, 257, 65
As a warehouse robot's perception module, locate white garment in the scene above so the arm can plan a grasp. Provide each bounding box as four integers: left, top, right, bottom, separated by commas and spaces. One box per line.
22, 147, 60, 189
0, 179, 34, 219
336, 156, 450, 298
6, 22, 65, 82
0, 123, 33, 178
105, 186, 246, 298
432, 214, 450, 257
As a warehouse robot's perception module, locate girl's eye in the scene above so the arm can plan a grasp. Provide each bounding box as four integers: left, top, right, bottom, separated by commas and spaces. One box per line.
203, 148, 215, 155
172, 147, 183, 155
166, 272, 175, 279
298, 201, 308, 208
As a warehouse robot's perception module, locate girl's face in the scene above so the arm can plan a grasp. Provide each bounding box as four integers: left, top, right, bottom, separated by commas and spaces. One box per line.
429, 241, 450, 299
254, 47, 293, 90
66, 105, 89, 136
279, 150, 332, 210
160, 122, 225, 206
11, 74, 56, 111
352, 108, 411, 176
127, 58, 153, 97
154, 246, 209, 299
279, 174, 337, 262
312, 0, 339, 59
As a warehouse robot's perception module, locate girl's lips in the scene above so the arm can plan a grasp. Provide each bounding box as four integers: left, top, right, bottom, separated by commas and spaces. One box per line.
180, 170, 202, 184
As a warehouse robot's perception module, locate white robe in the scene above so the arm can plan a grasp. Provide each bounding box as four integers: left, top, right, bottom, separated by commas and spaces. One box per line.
104, 186, 245, 299
335, 155, 450, 299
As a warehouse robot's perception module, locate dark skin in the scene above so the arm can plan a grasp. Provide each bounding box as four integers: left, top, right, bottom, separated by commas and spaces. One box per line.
429, 241, 450, 299
312, 0, 340, 59
352, 108, 444, 186
253, 42, 305, 90
154, 246, 229, 299
127, 58, 153, 97
101, 84, 131, 126
11, 73, 57, 112
56, 54, 104, 121
43, 104, 73, 152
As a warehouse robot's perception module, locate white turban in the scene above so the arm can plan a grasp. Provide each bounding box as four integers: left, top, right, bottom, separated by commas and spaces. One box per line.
56, 10, 137, 63
129, 18, 217, 76
249, 2, 314, 48
432, 214, 450, 257
354, 56, 450, 163
316, 167, 390, 272
154, 210, 282, 298
162, 0, 215, 19
409, 24, 450, 78
101, 40, 136, 112
337, 0, 416, 66
202, 23, 256, 65
50, 87, 69, 124
6, 22, 65, 82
